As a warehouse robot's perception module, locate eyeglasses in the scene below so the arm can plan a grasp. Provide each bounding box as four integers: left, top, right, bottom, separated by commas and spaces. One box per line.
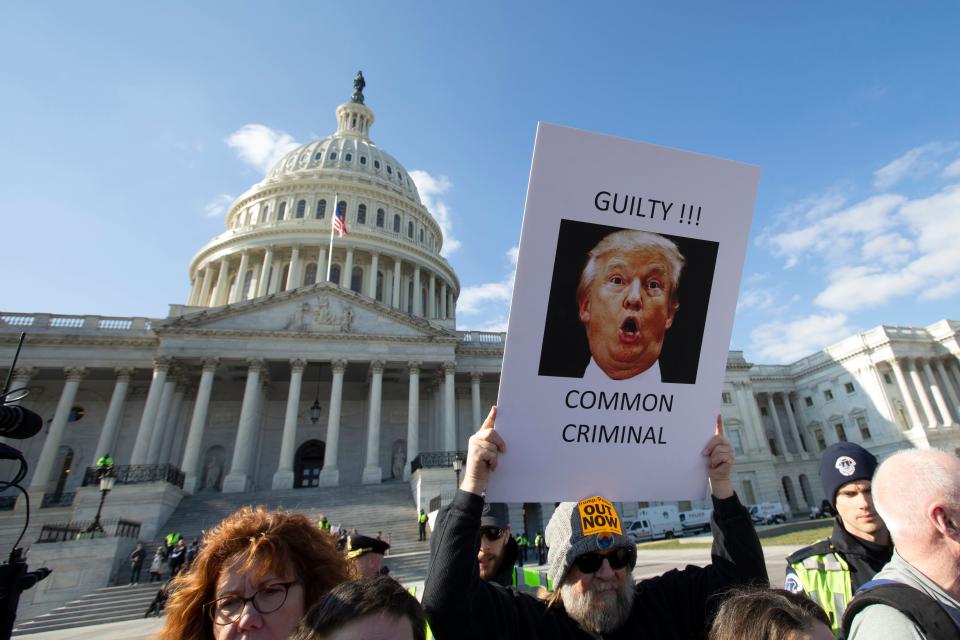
205, 581, 299, 625
480, 527, 505, 541
573, 548, 632, 574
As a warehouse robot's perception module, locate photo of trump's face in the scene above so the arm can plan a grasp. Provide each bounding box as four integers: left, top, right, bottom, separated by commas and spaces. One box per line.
576, 231, 684, 380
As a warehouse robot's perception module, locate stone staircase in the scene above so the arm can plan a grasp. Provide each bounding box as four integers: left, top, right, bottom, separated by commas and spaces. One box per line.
13, 481, 431, 635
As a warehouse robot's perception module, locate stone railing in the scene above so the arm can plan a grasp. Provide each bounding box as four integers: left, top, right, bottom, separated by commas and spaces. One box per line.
81, 464, 185, 489
36, 519, 141, 543
40, 492, 76, 509
457, 331, 505, 344
410, 450, 468, 473
0, 313, 154, 333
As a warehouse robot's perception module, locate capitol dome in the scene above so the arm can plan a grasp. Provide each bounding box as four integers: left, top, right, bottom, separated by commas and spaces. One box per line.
185, 76, 459, 328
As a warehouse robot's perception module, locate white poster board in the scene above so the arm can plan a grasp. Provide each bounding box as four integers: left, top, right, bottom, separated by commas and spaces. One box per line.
486, 123, 761, 503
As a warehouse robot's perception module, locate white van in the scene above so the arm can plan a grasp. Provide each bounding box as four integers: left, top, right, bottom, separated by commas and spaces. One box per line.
678, 508, 713, 534
626, 506, 682, 542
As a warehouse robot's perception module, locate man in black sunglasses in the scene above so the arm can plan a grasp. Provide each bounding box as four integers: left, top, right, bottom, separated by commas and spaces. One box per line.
422, 407, 768, 639
477, 502, 519, 586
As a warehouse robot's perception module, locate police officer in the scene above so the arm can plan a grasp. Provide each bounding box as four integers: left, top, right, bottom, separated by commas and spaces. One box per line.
786, 442, 893, 637
346, 534, 391, 578
96, 452, 114, 479
418, 508, 428, 541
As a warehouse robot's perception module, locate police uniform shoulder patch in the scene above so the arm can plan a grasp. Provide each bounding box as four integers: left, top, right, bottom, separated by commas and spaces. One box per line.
784, 571, 803, 593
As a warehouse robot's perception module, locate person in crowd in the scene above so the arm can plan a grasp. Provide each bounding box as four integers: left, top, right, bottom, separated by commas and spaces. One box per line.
844, 449, 960, 639
168, 538, 188, 577
129, 542, 146, 586
418, 509, 428, 542
186, 536, 201, 568
534, 531, 546, 565
516, 531, 529, 566
149, 545, 165, 583
165, 530, 182, 554
709, 588, 833, 640
476, 502, 517, 586
786, 442, 892, 636
421, 406, 767, 639
346, 534, 391, 578
318, 514, 331, 532
159, 506, 353, 640
291, 575, 426, 640
96, 452, 114, 479
145, 580, 170, 618
576, 230, 684, 382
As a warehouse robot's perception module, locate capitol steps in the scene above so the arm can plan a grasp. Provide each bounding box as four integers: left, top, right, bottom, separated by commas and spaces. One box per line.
12, 582, 163, 636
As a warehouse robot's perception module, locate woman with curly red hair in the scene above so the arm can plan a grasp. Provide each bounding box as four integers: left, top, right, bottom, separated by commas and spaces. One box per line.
157, 506, 353, 640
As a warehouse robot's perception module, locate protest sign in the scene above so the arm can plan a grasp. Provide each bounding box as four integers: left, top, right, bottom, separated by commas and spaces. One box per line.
485, 123, 761, 502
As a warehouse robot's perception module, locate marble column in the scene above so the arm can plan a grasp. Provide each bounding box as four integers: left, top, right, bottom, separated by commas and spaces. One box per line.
158, 382, 186, 464
130, 358, 171, 465
782, 393, 806, 454
146, 376, 177, 463
470, 372, 482, 430
362, 360, 385, 484
317, 247, 327, 285
765, 394, 790, 459
229, 251, 250, 303
934, 359, 960, 423
922, 359, 952, 427
268, 262, 283, 294
908, 360, 938, 428
286, 245, 301, 291
198, 265, 214, 306
273, 359, 305, 490
29, 368, 85, 492
428, 274, 436, 318
212, 257, 231, 306
223, 359, 265, 493
746, 389, 770, 454
443, 362, 456, 451
392, 258, 402, 308
890, 358, 923, 430
256, 247, 274, 297
732, 382, 760, 454
343, 248, 354, 290
319, 360, 347, 487
413, 266, 422, 316
368, 252, 379, 299
440, 282, 448, 319
93, 368, 133, 461
182, 358, 218, 493
404, 361, 421, 480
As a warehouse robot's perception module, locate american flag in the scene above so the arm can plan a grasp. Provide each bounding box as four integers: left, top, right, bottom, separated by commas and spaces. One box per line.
333, 202, 348, 237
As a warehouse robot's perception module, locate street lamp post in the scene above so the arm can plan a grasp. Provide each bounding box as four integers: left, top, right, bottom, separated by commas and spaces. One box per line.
309, 364, 323, 424
452, 452, 463, 489
85, 474, 116, 535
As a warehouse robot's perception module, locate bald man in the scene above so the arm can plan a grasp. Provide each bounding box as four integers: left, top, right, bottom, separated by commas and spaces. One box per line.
844, 450, 960, 639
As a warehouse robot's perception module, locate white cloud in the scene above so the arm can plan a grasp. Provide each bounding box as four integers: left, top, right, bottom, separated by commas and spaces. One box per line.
873, 141, 956, 189
409, 170, 461, 257
943, 158, 960, 178
751, 313, 854, 363
226, 124, 300, 173
204, 193, 234, 219
737, 288, 775, 312
456, 245, 518, 317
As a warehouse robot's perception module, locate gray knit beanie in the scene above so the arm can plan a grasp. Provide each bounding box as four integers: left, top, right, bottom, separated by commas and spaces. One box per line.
545, 496, 636, 588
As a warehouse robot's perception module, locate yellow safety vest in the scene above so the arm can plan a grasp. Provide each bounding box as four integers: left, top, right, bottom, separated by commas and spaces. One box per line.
788, 551, 852, 637
511, 566, 553, 594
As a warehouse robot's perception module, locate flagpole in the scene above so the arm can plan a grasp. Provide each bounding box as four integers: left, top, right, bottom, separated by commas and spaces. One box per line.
325, 192, 337, 282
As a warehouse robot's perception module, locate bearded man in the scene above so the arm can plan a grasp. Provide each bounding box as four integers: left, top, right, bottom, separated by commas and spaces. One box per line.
421, 407, 768, 639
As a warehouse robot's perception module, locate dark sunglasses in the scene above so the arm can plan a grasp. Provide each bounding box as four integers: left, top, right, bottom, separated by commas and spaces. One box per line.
480, 527, 505, 541
573, 547, 631, 574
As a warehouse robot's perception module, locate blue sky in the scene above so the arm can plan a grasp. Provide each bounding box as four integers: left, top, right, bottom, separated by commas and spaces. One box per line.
2, 2, 958, 364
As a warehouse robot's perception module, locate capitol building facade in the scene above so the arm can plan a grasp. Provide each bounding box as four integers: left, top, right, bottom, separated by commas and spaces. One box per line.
3, 85, 960, 529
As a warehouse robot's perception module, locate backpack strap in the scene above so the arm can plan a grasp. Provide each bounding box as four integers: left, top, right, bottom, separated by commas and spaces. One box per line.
841, 580, 959, 639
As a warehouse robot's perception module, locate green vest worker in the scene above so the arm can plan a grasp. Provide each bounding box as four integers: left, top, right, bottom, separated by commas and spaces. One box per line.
785, 442, 893, 637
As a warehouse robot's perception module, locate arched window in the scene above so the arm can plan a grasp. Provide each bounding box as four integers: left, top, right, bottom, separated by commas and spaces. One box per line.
357, 204, 367, 225
360, 156, 367, 165
374, 160, 381, 170
304, 263, 318, 286
393, 215, 401, 233
419, 228, 424, 243
329, 264, 341, 285
350, 267, 363, 293
407, 282, 414, 313
260, 203, 269, 221
278, 201, 287, 221
295, 200, 306, 218
345, 153, 352, 162
241, 270, 254, 300
376, 271, 384, 301
407, 221, 414, 238
316, 199, 326, 219
376, 208, 385, 227
280, 265, 290, 291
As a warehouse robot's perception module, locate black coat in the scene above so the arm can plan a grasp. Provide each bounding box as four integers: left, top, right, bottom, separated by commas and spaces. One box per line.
422, 490, 768, 640
786, 517, 892, 592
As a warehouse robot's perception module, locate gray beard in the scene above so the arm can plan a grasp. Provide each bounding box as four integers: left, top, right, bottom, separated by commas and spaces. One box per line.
560, 576, 636, 634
